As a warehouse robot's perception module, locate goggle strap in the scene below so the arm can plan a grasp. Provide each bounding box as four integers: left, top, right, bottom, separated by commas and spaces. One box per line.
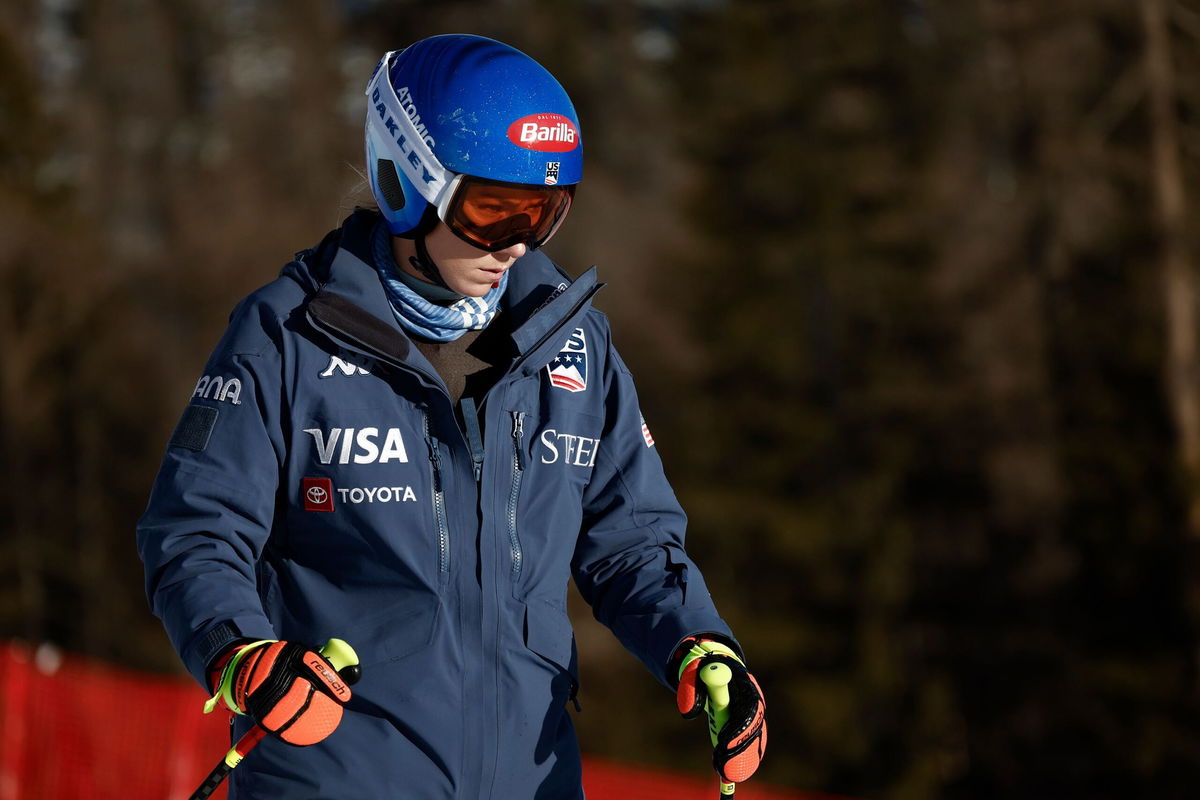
435, 174, 467, 225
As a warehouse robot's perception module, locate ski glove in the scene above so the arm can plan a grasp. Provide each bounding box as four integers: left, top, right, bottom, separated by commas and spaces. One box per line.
676, 638, 768, 784
204, 640, 352, 746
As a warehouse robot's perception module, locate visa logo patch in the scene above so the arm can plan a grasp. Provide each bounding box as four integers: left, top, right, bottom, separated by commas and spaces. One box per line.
302, 427, 409, 464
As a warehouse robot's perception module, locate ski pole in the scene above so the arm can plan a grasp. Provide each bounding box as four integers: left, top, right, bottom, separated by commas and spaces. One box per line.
700, 661, 736, 799
187, 638, 361, 800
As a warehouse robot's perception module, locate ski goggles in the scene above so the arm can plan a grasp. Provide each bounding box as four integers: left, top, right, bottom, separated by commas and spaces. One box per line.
436, 174, 576, 252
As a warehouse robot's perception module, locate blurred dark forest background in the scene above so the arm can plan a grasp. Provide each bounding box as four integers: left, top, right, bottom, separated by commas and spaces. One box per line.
3, 0, 1200, 797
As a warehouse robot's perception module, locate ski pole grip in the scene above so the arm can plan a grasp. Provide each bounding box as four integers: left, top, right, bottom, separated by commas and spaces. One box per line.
701, 662, 732, 747
700, 662, 737, 798
319, 638, 362, 685
701, 662, 732, 714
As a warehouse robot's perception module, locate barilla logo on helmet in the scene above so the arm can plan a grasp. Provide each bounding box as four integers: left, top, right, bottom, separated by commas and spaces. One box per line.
507, 113, 580, 153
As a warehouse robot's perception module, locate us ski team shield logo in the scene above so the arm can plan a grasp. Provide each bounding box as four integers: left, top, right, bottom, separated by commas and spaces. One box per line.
547, 328, 588, 392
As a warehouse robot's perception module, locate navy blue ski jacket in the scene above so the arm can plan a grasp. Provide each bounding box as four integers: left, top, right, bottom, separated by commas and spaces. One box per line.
137, 210, 736, 799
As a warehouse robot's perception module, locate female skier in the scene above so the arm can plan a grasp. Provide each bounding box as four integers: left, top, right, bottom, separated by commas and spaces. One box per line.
138, 34, 766, 799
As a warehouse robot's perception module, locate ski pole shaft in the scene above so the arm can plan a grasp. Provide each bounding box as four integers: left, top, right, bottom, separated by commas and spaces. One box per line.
188, 725, 267, 800
700, 662, 736, 799
187, 638, 360, 800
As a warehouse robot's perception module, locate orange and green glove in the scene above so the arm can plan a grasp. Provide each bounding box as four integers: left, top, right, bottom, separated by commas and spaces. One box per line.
203, 639, 354, 746
675, 638, 767, 786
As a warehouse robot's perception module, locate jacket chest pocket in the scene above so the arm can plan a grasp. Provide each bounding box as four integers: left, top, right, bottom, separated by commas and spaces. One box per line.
285, 404, 445, 586
504, 409, 603, 601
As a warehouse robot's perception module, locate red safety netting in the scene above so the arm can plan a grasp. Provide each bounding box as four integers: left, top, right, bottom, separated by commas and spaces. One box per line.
0, 641, 829, 800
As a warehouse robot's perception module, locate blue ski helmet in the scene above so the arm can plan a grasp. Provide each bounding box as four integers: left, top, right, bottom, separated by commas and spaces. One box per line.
364, 35, 583, 246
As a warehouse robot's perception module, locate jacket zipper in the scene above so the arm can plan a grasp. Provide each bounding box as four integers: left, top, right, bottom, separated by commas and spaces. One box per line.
505, 412, 580, 710
507, 411, 526, 586
423, 413, 451, 579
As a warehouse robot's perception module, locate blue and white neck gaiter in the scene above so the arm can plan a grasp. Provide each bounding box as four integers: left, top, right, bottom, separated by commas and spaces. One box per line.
372, 222, 508, 342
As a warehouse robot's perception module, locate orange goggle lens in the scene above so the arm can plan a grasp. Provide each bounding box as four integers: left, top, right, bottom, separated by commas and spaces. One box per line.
444, 178, 575, 252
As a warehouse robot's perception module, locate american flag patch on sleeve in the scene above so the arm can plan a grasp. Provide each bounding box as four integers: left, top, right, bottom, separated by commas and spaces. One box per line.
640, 413, 655, 448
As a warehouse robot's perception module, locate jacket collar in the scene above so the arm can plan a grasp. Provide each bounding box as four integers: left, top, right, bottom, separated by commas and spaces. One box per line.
304, 210, 604, 381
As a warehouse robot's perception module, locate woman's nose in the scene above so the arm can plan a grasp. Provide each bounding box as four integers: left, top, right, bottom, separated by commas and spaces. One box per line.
499, 242, 527, 259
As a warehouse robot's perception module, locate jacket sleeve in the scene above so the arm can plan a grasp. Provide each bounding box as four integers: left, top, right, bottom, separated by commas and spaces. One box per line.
136, 296, 287, 687
571, 327, 738, 688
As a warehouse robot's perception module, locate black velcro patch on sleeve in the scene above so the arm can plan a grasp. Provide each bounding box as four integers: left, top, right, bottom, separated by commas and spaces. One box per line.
169, 403, 219, 452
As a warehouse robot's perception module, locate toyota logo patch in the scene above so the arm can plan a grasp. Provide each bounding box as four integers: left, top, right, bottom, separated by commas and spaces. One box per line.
302, 477, 335, 512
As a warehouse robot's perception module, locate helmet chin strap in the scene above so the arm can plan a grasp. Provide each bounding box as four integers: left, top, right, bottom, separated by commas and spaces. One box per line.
409, 233, 454, 292
402, 204, 465, 297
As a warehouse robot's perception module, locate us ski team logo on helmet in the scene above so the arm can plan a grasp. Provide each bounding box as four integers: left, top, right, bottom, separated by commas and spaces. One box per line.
507, 113, 580, 153
547, 328, 588, 392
